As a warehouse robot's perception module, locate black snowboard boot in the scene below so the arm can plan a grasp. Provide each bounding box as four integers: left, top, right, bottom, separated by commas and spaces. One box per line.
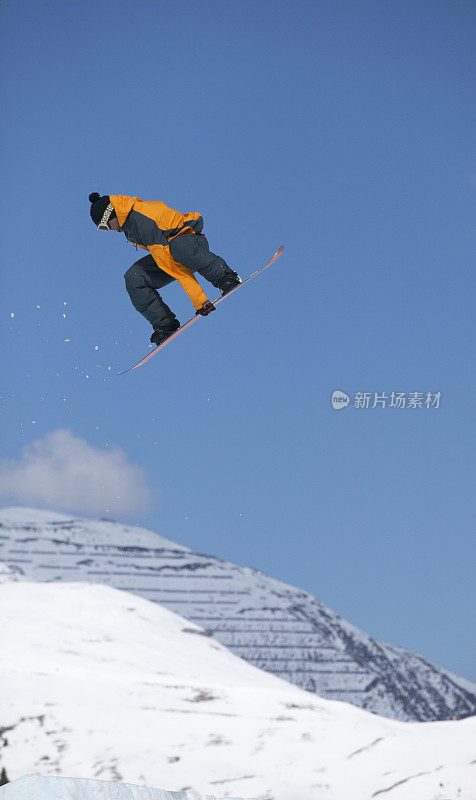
217, 270, 241, 296
150, 318, 180, 346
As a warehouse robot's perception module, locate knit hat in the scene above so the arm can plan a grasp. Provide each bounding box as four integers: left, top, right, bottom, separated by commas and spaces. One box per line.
89, 192, 116, 226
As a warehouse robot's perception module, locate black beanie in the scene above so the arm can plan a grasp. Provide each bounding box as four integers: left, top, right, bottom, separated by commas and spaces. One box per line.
89, 192, 115, 225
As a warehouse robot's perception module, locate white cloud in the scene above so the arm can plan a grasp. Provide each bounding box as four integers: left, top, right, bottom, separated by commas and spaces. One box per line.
0, 430, 152, 516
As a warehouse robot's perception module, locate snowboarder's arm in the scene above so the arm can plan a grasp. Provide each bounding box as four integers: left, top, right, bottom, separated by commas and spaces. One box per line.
148, 244, 209, 311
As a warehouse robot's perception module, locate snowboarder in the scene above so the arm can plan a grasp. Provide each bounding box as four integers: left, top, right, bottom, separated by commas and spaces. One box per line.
89, 193, 240, 345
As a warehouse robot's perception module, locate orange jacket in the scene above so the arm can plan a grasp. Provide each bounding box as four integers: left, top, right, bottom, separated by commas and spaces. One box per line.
110, 195, 209, 310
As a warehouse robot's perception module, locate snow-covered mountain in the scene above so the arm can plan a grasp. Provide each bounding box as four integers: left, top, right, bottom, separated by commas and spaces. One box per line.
1, 580, 475, 800
1, 506, 475, 723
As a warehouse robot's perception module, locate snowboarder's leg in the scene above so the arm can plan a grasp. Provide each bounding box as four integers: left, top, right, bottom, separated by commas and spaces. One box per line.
124, 255, 178, 329
169, 234, 239, 292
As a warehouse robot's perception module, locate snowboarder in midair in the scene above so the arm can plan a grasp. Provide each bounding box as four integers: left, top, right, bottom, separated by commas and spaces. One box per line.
89, 193, 240, 345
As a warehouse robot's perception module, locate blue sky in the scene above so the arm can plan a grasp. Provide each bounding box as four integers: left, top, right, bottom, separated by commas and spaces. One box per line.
1, 0, 475, 683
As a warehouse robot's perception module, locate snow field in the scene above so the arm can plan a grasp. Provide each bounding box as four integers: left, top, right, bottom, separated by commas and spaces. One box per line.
1, 581, 475, 800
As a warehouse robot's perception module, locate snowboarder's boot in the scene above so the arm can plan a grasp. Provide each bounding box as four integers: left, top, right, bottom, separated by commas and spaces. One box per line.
150, 318, 180, 346
217, 270, 241, 296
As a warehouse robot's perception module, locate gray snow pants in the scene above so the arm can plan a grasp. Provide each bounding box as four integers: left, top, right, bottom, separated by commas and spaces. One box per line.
124, 234, 231, 328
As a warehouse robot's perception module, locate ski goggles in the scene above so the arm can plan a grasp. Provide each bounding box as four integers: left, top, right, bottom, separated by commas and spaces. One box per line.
97, 203, 115, 230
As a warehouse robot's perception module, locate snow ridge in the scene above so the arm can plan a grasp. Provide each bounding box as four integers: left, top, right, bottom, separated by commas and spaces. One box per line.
0, 774, 245, 800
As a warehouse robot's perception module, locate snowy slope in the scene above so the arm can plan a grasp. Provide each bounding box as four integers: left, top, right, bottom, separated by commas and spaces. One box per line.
1, 581, 475, 800
1, 506, 474, 722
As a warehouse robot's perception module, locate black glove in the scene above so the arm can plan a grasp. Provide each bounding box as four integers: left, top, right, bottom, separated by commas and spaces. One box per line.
195, 300, 216, 316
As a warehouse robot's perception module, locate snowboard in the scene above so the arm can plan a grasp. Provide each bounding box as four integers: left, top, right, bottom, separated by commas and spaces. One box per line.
117, 244, 284, 375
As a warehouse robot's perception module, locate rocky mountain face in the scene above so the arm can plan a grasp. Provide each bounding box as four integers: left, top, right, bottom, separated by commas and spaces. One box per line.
1, 506, 475, 722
